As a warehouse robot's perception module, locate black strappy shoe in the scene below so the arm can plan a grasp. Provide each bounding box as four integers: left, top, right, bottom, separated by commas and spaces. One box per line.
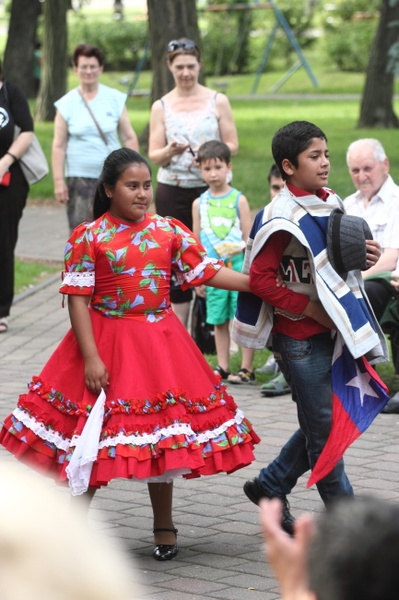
213, 365, 230, 380
152, 527, 179, 561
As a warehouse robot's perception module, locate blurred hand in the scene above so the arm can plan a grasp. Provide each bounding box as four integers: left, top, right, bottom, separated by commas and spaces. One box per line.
365, 239, 381, 268
195, 284, 206, 298
391, 271, 399, 292
168, 141, 189, 157
54, 180, 69, 204
84, 356, 109, 394
260, 498, 315, 600
276, 270, 286, 288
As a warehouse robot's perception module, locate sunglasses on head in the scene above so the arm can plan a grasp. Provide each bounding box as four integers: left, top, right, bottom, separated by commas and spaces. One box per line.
167, 39, 197, 53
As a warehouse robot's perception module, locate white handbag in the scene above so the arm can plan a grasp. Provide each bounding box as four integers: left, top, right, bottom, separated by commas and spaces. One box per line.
14, 126, 49, 185
4, 81, 49, 185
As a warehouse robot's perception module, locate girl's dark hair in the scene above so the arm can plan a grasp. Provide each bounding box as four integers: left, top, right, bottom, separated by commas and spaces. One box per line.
93, 148, 151, 219
72, 43, 105, 67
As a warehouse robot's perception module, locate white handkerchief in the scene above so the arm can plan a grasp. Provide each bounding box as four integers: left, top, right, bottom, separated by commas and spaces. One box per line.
66, 388, 106, 496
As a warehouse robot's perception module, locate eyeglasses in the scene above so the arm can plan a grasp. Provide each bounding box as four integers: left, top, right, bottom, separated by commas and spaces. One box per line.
77, 65, 100, 72
167, 39, 197, 53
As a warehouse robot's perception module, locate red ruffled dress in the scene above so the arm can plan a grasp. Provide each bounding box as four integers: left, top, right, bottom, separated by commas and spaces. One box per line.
0, 212, 259, 491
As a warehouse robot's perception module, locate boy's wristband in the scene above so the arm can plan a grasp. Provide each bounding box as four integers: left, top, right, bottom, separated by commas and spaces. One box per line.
6, 151, 18, 162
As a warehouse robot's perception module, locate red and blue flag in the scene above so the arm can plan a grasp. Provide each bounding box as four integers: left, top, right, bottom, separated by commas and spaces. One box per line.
307, 337, 389, 487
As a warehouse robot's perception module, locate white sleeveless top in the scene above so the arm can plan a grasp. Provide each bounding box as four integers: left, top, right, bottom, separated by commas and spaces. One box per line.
157, 93, 221, 188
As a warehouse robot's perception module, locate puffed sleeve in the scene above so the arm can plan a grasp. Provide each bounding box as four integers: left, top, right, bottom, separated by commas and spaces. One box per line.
168, 217, 224, 289
59, 223, 96, 296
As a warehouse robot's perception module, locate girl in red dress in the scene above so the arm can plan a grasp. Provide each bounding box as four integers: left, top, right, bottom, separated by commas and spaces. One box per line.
0, 148, 259, 561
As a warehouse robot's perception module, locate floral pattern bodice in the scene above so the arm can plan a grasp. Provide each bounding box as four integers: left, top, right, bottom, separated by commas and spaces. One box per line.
60, 212, 222, 322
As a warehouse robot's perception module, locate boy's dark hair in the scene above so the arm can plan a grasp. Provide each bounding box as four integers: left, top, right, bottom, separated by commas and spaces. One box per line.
267, 163, 281, 182
93, 148, 151, 219
72, 43, 105, 67
272, 121, 327, 181
308, 496, 399, 600
197, 140, 231, 165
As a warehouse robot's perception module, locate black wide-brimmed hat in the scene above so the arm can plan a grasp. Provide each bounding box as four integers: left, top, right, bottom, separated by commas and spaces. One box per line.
326, 208, 373, 277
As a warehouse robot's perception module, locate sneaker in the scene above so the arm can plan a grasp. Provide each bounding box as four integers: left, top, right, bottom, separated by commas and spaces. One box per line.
256, 354, 279, 374
243, 477, 295, 536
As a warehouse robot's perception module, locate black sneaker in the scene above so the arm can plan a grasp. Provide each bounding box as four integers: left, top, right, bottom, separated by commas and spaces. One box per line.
243, 477, 296, 536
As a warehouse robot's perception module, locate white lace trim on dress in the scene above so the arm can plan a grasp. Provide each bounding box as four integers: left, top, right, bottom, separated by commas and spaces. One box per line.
62, 271, 95, 287
13, 406, 245, 453
13, 407, 71, 451
175, 256, 220, 285
196, 408, 245, 443
98, 421, 196, 448
98, 408, 245, 448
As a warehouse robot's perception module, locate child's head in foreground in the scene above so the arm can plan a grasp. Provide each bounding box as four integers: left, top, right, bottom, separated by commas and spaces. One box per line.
272, 121, 329, 194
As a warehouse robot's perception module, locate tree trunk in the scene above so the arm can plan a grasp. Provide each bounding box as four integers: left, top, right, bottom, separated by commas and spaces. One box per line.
147, 0, 202, 105
358, 0, 399, 128
3, 0, 41, 99
35, 0, 69, 122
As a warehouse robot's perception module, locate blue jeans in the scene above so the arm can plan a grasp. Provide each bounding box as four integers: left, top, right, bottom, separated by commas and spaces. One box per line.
259, 332, 354, 505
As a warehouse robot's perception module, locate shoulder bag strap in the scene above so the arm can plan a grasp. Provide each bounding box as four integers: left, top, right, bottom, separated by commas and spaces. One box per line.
78, 88, 109, 146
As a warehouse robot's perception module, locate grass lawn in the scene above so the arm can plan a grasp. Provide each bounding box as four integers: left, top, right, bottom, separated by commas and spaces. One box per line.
14, 260, 60, 296
30, 66, 399, 208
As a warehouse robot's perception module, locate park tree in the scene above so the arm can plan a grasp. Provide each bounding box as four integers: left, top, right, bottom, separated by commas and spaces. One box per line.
3, 0, 42, 99
35, 0, 69, 122
358, 0, 399, 128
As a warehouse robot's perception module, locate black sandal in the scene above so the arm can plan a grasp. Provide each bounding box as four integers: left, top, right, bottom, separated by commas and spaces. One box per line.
227, 368, 256, 385
213, 365, 230, 380
152, 527, 179, 561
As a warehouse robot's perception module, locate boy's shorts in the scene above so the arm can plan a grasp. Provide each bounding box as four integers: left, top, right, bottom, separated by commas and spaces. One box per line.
206, 253, 244, 325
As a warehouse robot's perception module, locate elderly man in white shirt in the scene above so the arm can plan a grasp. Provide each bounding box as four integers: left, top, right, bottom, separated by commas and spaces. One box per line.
345, 138, 399, 412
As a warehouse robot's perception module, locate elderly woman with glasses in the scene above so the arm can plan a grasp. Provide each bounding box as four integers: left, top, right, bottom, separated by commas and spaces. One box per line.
52, 44, 139, 232
149, 38, 239, 327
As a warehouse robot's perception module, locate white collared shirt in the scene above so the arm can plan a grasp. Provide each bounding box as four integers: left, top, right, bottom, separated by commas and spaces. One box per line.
344, 174, 399, 249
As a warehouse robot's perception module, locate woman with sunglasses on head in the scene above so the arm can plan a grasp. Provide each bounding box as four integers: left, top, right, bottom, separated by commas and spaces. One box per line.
52, 44, 139, 233
149, 38, 239, 327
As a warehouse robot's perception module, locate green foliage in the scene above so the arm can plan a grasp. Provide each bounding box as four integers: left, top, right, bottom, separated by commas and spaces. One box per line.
322, 1, 379, 72
201, 0, 252, 76
268, 1, 318, 69
323, 0, 380, 25
67, 13, 148, 70
324, 19, 377, 72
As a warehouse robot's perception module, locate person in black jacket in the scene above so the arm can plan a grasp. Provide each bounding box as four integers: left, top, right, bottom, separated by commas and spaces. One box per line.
0, 62, 34, 333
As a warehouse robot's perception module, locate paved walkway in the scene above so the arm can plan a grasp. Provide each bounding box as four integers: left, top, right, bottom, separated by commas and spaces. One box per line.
1, 203, 399, 599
